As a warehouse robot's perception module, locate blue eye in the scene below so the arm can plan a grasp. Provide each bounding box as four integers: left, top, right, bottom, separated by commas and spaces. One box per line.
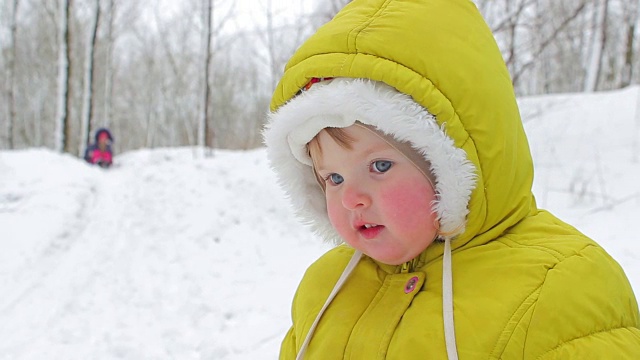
372, 160, 392, 173
328, 173, 344, 185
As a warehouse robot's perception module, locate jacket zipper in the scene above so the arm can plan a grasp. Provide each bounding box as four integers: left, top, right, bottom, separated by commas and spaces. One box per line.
401, 260, 411, 273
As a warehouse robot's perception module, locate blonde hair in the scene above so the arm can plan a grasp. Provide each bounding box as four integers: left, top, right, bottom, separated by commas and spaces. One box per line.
307, 128, 355, 190
307, 127, 353, 155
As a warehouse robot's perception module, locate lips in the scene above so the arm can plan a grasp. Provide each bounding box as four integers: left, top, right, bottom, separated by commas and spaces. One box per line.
357, 223, 385, 239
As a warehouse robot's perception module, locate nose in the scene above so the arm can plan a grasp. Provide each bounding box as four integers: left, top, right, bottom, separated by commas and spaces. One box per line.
341, 182, 371, 210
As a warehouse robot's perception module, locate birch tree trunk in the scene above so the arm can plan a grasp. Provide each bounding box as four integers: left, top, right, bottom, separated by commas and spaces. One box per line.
503, 0, 518, 80
199, 0, 214, 155
584, 0, 609, 92
265, 0, 277, 91
620, 0, 639, 88
7, 0, 20, 149
54, 0, 72, 153
5, 0, 639, 153
102, 0, 114, 127
79, 0, 101, 157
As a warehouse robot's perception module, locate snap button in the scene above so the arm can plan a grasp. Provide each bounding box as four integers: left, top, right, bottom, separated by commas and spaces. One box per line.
404, 276, 419, 294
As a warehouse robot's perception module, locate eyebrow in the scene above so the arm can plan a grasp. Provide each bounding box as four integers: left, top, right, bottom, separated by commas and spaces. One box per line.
314, 142, 394, 174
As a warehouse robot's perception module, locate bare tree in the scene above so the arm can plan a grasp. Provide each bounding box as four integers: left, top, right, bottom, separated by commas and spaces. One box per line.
311, 0, 350, 25
513, 1, 588, 89
102, 0, 115, 128
495, 0, 532, 80
79, 0, 102, 157
197, 0, 236, 154
481, 0, 589, 93
252, 0, 311, 91
620, 0, 640, 87
264, 0, 278, 90
15, 1, 59, 148
6, 0, 20, 149
199, 0, 214, 154
584, 0, 610, 92
3, 0, 638, 152
54, 0, 73, 153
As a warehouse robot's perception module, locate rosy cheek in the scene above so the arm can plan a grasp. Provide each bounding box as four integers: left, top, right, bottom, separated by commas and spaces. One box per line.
326, 198, 351, 237
380, 179, 434, 226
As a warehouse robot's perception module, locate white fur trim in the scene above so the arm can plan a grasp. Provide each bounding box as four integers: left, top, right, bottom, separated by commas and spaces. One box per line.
263, 78, 476, 244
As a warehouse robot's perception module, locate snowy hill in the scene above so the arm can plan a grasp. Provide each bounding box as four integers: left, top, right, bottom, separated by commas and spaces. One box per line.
1, 86, 639, 359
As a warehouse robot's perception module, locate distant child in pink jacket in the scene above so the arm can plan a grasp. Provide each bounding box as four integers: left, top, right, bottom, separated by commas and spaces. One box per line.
84, 128, 113, 168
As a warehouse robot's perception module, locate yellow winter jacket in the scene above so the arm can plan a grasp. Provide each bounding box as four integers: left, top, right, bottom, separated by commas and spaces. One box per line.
269, 0, 640, 358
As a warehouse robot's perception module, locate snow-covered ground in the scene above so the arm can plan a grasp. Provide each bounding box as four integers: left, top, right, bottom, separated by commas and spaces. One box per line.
1, 86, 639, 359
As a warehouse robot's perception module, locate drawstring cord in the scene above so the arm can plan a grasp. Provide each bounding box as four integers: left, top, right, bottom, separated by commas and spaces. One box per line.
296, 250, 363, 360
295, 241, 459, 360
443, 237, 459, 360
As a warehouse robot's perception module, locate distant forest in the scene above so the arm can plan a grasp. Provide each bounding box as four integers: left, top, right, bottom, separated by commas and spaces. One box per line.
1, 0, 638, 153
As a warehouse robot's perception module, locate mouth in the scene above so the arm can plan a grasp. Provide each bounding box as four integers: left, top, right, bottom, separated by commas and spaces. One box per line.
358, 223, 384, 239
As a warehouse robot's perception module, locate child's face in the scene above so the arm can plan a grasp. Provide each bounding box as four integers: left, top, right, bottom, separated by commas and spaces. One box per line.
98, 134, 109, 149
312, 125, 438, 265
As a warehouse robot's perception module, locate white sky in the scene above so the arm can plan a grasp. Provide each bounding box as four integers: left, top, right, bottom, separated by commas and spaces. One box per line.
1, 86, 639, 358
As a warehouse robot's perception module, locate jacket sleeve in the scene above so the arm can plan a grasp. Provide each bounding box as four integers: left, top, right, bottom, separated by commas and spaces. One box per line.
279, 326, 297, 360
84, 146, 92, 162
279, 277, 301, 360
514, 244, 640, 359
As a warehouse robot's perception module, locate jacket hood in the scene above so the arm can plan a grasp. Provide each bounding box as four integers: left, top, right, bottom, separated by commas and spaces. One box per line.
95, 128, 113, 142
265, 78, 476, 243
264, 0, 536, 259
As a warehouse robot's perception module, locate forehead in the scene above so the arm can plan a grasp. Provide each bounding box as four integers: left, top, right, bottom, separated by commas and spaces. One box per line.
316, 124, 394, 160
